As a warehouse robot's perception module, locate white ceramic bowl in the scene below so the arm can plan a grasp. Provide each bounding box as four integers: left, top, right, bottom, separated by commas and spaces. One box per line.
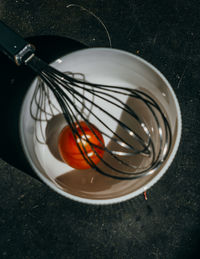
20, 48, 182, 205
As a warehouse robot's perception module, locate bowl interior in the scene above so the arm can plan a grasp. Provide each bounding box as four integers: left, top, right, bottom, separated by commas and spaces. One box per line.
20, 48, 181, 204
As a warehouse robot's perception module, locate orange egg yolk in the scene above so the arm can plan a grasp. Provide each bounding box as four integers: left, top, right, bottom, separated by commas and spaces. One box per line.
58, 121, 105, 170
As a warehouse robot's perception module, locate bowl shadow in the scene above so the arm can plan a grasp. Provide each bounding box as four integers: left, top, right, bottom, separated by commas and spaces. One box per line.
0, 35, 86, 179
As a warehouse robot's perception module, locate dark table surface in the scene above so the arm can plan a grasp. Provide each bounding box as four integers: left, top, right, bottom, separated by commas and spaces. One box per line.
0, 0, 199, 258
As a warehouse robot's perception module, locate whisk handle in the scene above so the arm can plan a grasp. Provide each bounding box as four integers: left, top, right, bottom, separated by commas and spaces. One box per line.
0, 21, 35, 65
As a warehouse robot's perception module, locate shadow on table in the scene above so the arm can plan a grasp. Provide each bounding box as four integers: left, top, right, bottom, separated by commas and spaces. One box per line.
0, 35, 86, 179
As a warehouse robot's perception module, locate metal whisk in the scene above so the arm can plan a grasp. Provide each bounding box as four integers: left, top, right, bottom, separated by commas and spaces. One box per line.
0, 21, 172, 180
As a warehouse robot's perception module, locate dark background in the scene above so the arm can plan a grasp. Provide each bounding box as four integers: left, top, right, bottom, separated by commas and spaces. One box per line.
0, 0, 199, 258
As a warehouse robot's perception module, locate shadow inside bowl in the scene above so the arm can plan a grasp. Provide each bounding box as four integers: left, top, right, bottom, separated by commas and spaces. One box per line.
53, 88, 174, 200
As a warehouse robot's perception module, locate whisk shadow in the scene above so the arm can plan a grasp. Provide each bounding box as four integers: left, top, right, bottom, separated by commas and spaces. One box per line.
45, 113, 66, 162
0, 35, 86, 179
53, 95, 152, 198
54, 92, 165, 198
99, 91, 167, 179
104, 94, 154, 175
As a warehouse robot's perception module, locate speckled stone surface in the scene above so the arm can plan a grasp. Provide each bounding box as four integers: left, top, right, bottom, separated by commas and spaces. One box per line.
0, 0, 200, 258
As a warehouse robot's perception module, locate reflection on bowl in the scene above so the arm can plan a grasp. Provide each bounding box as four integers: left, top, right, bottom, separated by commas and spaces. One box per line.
20, 48, 182, 205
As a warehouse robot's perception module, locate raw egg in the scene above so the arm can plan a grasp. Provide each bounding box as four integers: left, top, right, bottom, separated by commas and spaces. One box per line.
58, 121, 105, 169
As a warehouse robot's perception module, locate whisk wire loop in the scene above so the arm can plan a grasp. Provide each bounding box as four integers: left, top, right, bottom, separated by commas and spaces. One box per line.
25, 55, 172, 180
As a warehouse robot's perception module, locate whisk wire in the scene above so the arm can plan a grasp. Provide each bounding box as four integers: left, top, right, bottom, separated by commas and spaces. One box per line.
45, 67, 152, 153
26, 55, 173, 179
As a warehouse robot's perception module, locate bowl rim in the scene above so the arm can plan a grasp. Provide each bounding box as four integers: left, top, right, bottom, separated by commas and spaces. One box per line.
19, 47, 182, 205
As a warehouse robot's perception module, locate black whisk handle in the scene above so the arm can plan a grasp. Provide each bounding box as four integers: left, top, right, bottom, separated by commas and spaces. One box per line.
0, 20, 35, 65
